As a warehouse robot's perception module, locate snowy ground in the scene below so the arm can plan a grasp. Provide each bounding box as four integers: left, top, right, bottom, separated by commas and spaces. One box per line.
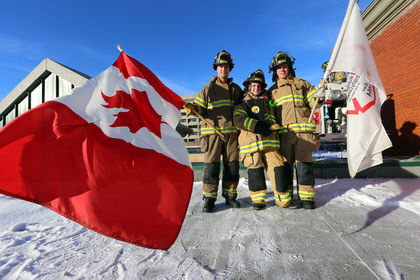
1, 177, 420, 280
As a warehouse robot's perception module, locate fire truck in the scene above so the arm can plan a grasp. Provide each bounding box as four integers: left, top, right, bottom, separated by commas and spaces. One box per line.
315, 62, 348, 151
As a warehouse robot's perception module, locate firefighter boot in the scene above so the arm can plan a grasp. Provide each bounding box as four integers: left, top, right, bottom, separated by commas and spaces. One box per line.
302, 200, 315, 210
225, 198, 241, 208
247, 168, 266, 210
202, 197, 216, 213
296, 162, 316, 210
253, 203, 266, 210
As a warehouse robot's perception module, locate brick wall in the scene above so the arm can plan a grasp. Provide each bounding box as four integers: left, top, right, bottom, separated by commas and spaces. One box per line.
370, 3, 420, 156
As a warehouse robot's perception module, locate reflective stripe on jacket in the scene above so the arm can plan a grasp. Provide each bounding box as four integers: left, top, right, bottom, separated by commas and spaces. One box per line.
233, 92, 280, 154
194, 77, 243, 135
269, 76, 321, 134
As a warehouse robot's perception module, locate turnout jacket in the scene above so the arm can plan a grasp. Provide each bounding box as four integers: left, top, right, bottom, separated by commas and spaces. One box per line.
268, 76, 321, 134
233, 91, 280, 155
194, 77, 243, 136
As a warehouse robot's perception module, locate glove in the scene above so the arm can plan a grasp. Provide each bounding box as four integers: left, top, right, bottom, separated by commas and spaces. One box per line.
313, 86, 325, 98
270, 123, 282, 131
313, 86, 326, 103
254, 121, 272, 137
184, 102, 196, 115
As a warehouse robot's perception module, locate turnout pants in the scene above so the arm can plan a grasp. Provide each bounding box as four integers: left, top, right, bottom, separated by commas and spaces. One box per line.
279, 132, 318, 202
202, 133, 240, 200
242, 150, 292, 207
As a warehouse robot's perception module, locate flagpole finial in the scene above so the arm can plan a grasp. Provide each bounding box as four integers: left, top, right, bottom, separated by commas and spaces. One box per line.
116, 44, 123, 52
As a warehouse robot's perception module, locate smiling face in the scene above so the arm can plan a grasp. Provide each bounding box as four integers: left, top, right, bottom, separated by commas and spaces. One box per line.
276, 64, 290, 80
249, 82, 262, 96
216, 64, 230, 82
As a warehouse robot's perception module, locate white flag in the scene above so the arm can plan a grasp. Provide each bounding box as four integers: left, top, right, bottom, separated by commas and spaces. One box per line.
326, 0, 392, 178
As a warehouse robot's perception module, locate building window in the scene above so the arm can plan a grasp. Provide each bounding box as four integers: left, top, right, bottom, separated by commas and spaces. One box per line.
30, 83, 42, 108
45, 74, 57, 102
58, 76, 72, 96
5, 108, 15, 125
187, 147, 201, 153
17, 95, 29, 115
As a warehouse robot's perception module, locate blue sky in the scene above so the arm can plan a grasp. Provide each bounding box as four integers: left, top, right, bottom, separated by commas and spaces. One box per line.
0, 0, 371, 100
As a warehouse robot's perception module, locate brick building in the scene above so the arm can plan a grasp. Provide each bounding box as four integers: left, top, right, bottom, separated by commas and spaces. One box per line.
362, 0, 420, 156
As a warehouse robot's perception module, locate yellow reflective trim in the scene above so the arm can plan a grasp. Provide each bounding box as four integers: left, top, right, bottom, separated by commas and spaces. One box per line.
251, 194, 266, 201
244, 117, 254, 130
279, 193, 292, 200
288, 123, 316, 132
276, 127, 288, 134
305, 89, 316, 104
299, 191, 315, 195
276, 123, 316, 133
208, 99, 235, 110
250, 194, 265, 198
275, 193, 292, 202
202, 191, 217, 198
200, 126, 239, 135
239, 140, 280, 153
298, 190, 315, 198
195, 96, 205, 103
223, 188, 237, 194
274, 95, 304, 106
194, 97, 206, 108
234, 109, 247, 116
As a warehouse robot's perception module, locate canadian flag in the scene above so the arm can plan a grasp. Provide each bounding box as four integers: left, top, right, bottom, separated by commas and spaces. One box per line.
0, 51, 193, 250
326, 0, 392, 178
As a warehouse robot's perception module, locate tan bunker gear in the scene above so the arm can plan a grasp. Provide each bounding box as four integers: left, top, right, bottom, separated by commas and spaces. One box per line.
269, 76, 322, 209
234, 88, 292, 209
194, 76, 243, 203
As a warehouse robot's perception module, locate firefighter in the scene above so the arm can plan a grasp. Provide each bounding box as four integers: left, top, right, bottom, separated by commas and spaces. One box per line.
233, 70, 295, 210
267, 51, 325, 209
322, 60, 346, 83
184, 50, 243, 213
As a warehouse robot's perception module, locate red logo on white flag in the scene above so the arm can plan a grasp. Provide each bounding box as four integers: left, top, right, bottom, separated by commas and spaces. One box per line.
346, 73, 376, 115
325, 0, 392, 177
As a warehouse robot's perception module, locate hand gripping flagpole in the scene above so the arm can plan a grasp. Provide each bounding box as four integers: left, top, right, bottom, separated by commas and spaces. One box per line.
189, 106, 226, 142
308, 0, 357, 123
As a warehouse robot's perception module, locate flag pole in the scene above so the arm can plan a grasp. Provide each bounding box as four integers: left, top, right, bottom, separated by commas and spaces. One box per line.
308, 0, 357, 123
190, 107, 226, 142
324, 0, 357, 80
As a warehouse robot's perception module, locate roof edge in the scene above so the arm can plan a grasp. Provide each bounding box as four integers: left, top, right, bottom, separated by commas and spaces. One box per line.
362, 0, 418, 40
0, 58, 90, 114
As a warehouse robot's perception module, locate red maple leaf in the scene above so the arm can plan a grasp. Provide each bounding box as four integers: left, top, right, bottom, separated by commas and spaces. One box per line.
101, 89, 163, 137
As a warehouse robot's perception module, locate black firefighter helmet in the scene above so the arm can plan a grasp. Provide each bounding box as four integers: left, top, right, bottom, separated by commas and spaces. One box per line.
269, 51, 296, 81
213, 50, 234, 70
243, 69, 267, 92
